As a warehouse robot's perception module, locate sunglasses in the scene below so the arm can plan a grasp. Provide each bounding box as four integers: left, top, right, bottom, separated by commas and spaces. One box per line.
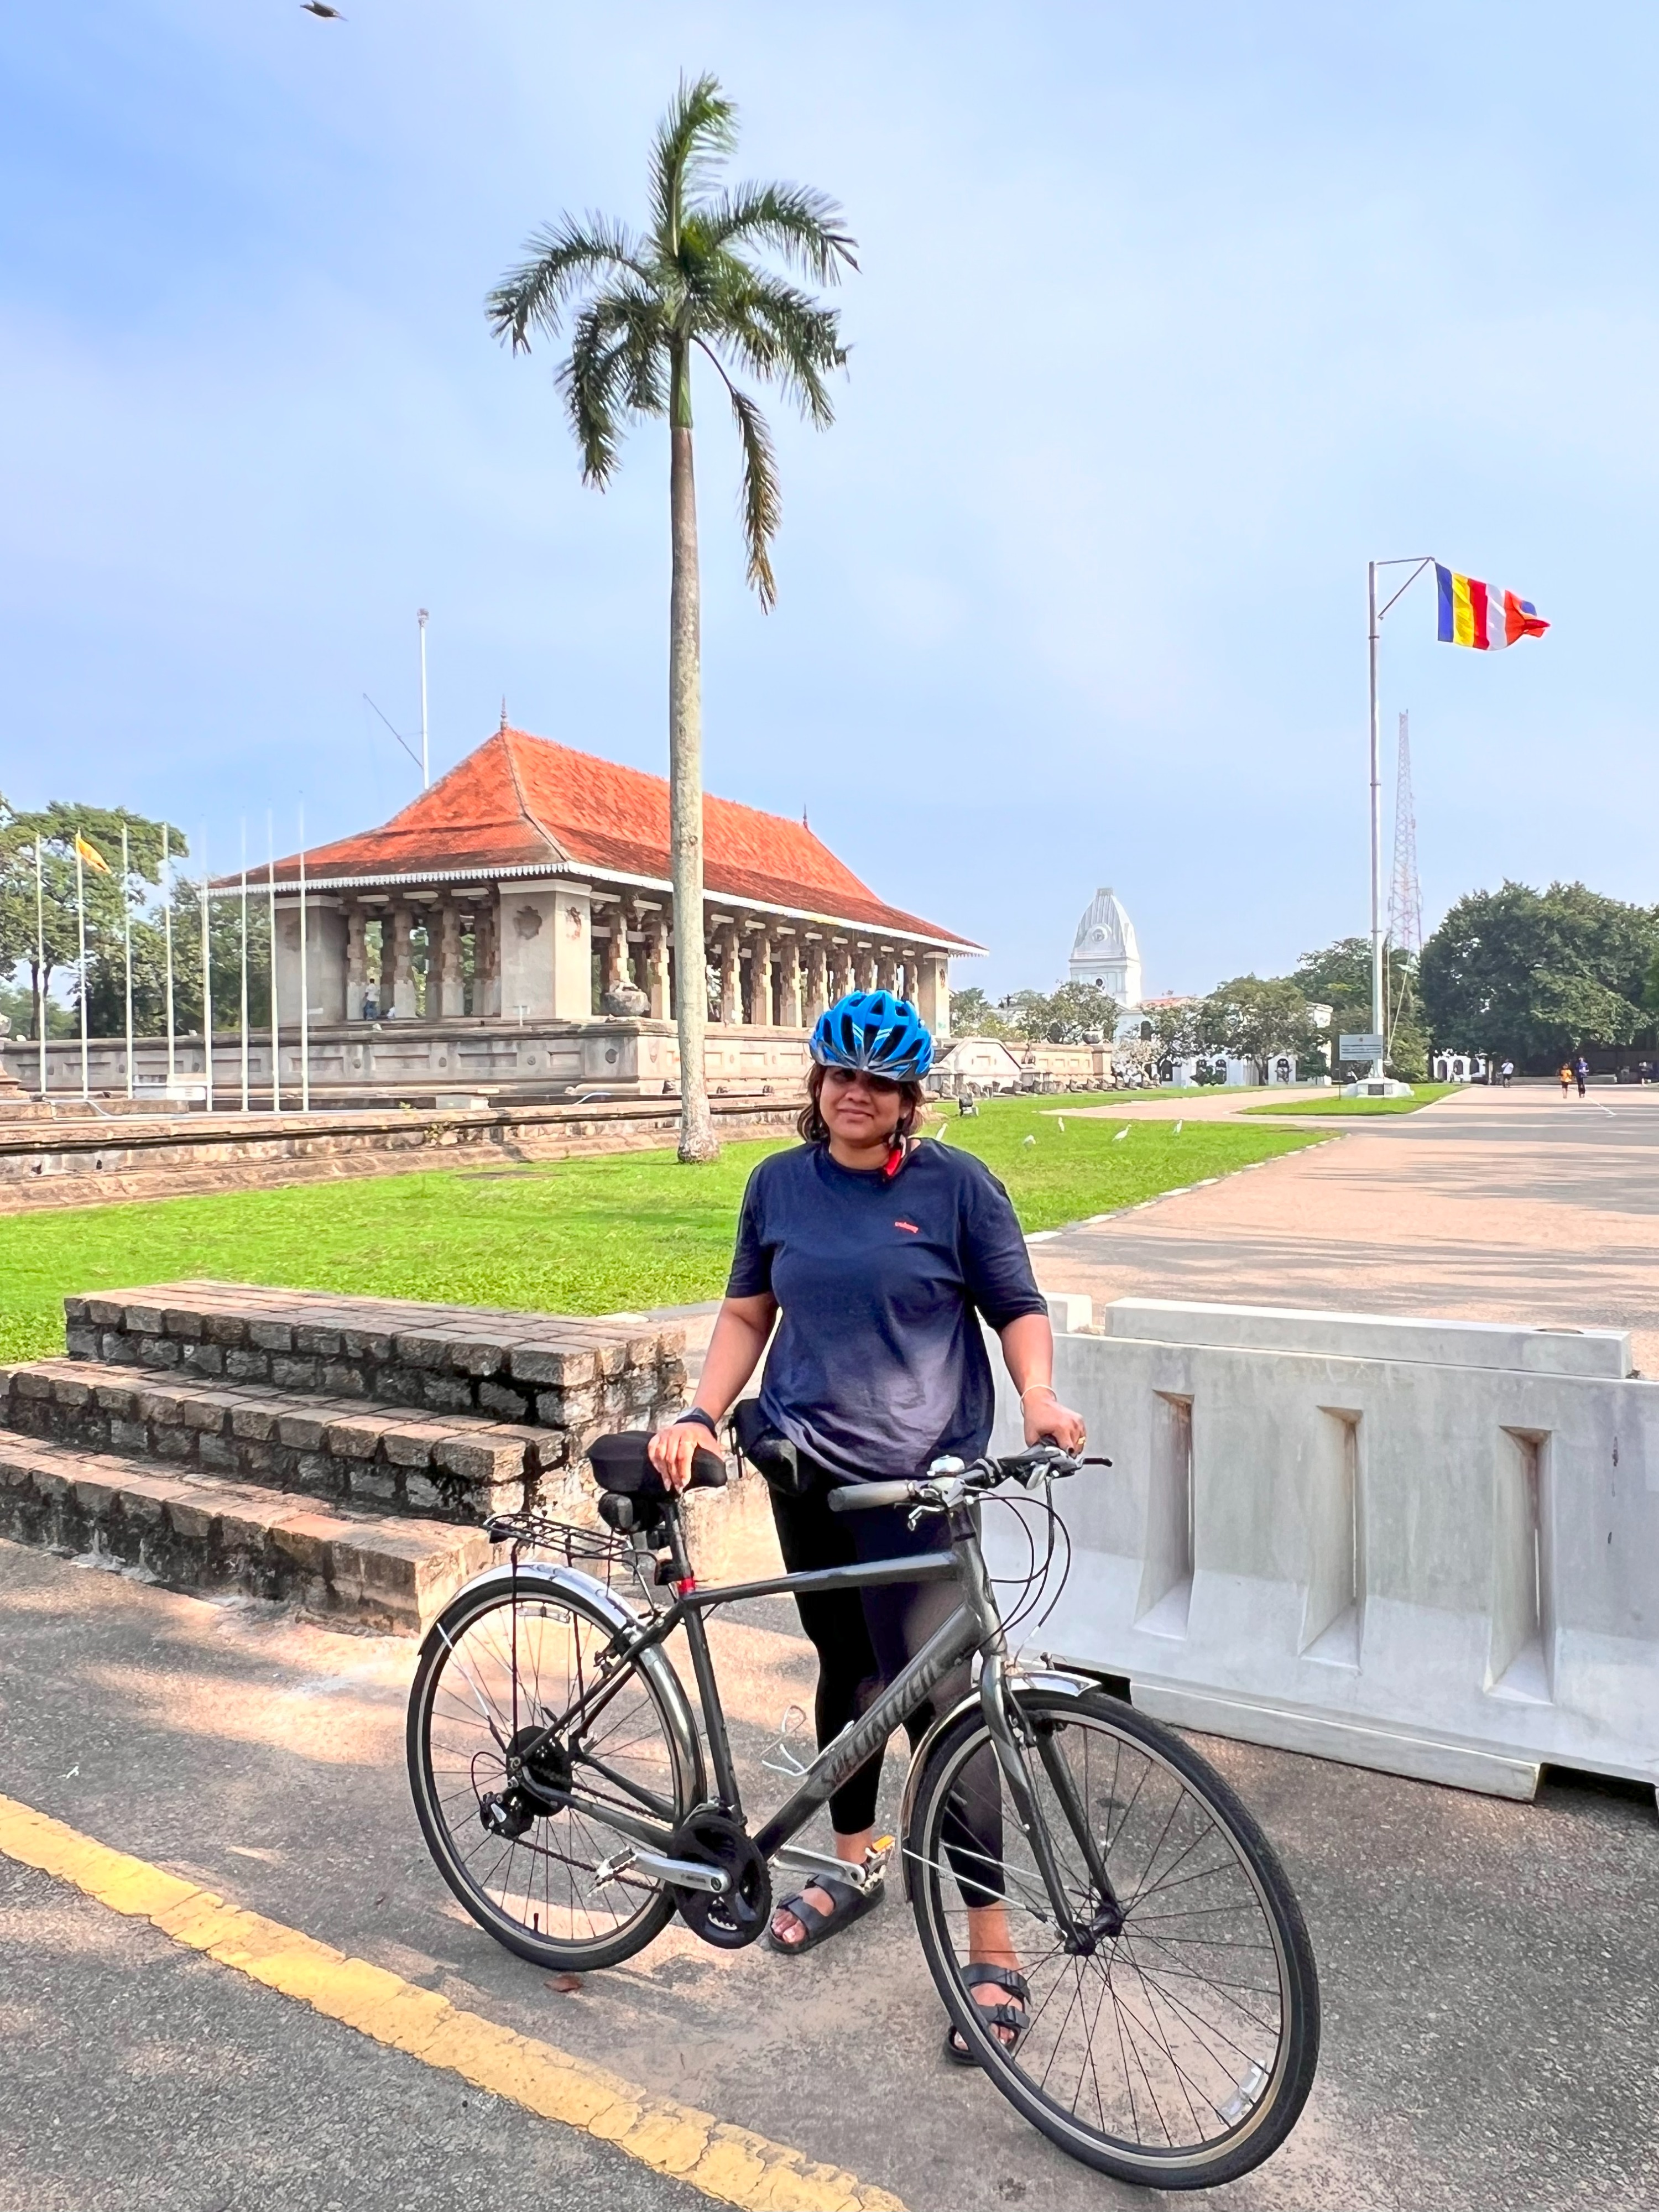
821, 1067, 901, 1095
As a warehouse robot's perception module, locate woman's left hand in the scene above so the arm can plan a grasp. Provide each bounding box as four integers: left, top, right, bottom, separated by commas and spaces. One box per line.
1021, 1387, 1088, 1454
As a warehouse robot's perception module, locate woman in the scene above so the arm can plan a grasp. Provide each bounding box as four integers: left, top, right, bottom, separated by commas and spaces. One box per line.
1559, 1060, 1573, 1100
649, 991, 1086, 2062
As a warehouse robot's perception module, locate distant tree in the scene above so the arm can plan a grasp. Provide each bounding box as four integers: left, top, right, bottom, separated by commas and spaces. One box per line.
946, 985, 1006, 1037
488, 75, 855, 1162
79, 883, 270, 1038
992, 980, 1118, 1043
0, 799, 182, 1032
1198, 975, 1318, 1082
1419, 881, 1659, 1068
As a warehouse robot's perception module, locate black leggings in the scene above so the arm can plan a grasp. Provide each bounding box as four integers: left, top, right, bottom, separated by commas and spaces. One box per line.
769, 1461, 1004, 1907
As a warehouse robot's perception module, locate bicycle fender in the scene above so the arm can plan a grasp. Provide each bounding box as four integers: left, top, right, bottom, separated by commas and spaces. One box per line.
896, 1668, 1097, 1901
423, 1559, 706, 1808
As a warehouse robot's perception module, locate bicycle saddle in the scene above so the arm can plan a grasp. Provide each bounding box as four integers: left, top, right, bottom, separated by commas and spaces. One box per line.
588, 1430, 727, 1499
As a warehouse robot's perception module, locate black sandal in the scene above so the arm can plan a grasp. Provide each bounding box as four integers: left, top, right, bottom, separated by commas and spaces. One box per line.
943, 1965, 1031, 2065
764, 1869, 884, 1956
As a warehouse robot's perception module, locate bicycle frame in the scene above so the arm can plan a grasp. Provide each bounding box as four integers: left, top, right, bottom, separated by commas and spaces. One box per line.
507, 1494, 1116, 1945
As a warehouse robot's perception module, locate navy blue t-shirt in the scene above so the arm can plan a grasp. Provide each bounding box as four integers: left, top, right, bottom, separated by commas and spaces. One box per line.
725, 1139, 1047, 1481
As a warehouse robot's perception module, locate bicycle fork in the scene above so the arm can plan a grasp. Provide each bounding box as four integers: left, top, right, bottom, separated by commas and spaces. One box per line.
956, 1528, 1125, 1954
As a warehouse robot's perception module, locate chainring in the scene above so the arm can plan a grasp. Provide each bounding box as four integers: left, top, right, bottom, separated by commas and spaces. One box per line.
669, 1811, 773, 1951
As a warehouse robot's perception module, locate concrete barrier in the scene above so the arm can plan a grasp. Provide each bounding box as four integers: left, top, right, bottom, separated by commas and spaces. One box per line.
991, 1297, 1659, 1800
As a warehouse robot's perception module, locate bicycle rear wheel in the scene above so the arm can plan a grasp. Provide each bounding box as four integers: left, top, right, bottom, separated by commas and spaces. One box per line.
408, 1572, 699, 1971
907, 1685, 1319, 2189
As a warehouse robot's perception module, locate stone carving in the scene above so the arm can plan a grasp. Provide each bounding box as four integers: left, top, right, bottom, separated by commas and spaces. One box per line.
602, 982, 649, 1018
512, 905, 544, 941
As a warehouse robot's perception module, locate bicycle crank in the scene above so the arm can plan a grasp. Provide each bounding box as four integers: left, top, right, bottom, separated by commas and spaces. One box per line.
666, 1811, 773, 1951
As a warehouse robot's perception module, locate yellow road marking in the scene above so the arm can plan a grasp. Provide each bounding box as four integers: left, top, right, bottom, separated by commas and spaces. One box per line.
0, 1792, 904, 2212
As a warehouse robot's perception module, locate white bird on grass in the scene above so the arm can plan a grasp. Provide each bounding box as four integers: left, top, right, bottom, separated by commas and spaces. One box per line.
1173, 1119, 1183, 1135
1057, 1116, 1065, 1133
1112, 1126, 1128, 1142
1022, 1134, 1036, 1147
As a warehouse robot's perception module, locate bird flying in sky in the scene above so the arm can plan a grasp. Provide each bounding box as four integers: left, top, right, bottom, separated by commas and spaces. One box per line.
301, 3, 345, 17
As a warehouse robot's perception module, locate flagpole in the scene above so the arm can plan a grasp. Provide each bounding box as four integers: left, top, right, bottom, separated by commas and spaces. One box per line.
121, 825, 134, 1098
1366, 561, 1384, 1083
239, 821, 250, 1113
418, 607, 430, 789
76, 839, 89, 1102
1362, 556, 1436, 1092
199, 827, 214, 1113
34, 835, 46, 1099
267, 811, 281, 1115
298, 804, 311, 1114
162, 823, 177, 1098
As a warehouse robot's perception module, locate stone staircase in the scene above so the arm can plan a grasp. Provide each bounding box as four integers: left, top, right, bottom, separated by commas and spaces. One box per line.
0, 1281, 705, 1636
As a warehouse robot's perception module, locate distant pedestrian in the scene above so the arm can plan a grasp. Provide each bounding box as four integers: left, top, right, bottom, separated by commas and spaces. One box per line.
1500, 1059, 1514, 1088
1574, 1056, 1589, 1098
1559, 1061, 1572, 1099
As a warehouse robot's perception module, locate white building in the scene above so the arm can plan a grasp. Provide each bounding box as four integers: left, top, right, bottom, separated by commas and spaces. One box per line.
1068, 888, 1142, 1009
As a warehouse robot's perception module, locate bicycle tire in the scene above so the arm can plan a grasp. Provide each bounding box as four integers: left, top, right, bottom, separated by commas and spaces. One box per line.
907, 1685, 1319, 2189
408, 1572, 700, 1972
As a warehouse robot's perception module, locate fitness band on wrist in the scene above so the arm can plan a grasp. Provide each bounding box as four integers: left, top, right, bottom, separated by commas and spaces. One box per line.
678, 1406, 720, 1436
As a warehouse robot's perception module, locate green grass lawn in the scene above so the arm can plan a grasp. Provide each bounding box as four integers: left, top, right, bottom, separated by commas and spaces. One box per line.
0, 1095, 1323, 1363
1240, 1082, 1462, 1117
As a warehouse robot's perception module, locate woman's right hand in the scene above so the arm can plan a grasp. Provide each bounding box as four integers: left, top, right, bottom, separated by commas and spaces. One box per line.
648, 1417, 719, 1493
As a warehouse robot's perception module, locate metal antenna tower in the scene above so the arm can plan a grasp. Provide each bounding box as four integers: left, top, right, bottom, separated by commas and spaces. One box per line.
1387, 709, 1423, 958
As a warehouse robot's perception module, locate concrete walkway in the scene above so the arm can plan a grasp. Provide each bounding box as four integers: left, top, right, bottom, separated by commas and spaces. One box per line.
2, 1538, 1655, 2210
1030, 1083, 1659, 1374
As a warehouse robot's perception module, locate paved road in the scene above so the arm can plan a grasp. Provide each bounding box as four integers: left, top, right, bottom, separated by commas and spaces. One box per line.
0, 1855, 708, 2212
1029, 1084, 1659, 1374
2, 1539, 1656, 2211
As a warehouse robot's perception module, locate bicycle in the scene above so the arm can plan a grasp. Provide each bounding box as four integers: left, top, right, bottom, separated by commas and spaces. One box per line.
406, 1433, 1320, 2190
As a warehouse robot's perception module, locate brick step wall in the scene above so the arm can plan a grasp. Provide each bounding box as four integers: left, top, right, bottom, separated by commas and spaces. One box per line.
64, 1281, 686, 1438
0, 1431, 492, 1635
0, 1360, 550, 1523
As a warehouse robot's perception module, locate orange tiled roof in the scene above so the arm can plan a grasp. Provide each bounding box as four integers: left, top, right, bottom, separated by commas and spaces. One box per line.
243, 727, 979, 950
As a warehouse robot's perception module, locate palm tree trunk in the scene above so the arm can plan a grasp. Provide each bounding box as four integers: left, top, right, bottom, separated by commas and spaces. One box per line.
668, 343, 717, 1162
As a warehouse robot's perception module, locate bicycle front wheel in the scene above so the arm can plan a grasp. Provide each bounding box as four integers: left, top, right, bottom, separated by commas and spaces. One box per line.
408, 1573, 700, 1972
907, 1685, 1319, 2189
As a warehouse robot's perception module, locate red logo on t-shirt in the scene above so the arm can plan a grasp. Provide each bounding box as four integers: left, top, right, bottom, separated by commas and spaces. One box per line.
894, 1218, 920, 1233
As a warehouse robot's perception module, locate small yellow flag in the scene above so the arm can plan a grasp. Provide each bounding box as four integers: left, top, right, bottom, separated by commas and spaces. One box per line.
73, 832, 109, 873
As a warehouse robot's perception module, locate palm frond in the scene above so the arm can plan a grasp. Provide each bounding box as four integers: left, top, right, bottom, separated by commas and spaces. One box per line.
700, 264, 846, 426
562, 288, 668, 483
724, 382, 781, 610
486, 214, 648, 352
650, 72, 737, 254
693, 183, 858, 281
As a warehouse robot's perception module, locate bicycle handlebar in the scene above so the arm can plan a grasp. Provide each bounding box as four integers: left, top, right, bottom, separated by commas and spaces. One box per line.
827, 1480, 917, 1515
827, 1444, 1109, 1517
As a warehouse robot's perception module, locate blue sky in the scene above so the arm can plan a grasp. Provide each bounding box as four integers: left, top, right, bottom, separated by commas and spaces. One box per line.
2, 3, 1655, 997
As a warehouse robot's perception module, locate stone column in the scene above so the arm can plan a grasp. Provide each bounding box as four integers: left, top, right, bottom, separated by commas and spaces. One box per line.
476, 900, 502, 1018
915, 953, 951, 1037
388, 904, 416, 1017
857, 946, 878, 993
344, 905, 368, 1020
645, 912, 671, 1021
777, 936, 804, 1028
747, 930, 773, 1026
599, 904, 629, 1001
439, 903, 466, 1018
718, 925, 743, 1025
373, 910, 394, 1015
875, 948, 899, 994
804, 941, 829, 1023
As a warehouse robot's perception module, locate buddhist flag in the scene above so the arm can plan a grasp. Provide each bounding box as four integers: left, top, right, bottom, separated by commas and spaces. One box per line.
1436, 566, 1549, 651
73, 832, 109, 873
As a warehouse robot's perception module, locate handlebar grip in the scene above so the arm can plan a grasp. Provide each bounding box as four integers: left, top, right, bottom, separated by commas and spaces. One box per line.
827, 1480, 917, 1515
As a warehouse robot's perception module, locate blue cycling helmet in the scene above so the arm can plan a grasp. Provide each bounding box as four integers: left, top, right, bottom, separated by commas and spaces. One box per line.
810, 990, 933, 1081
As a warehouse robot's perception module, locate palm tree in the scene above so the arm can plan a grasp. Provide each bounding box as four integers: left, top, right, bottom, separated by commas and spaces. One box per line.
488, 75, 855, 1162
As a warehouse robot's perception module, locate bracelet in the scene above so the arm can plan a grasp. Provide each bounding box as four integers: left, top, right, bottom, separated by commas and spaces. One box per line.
677, 1406, 720, 1436
1020, 1385, 1059, 1404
